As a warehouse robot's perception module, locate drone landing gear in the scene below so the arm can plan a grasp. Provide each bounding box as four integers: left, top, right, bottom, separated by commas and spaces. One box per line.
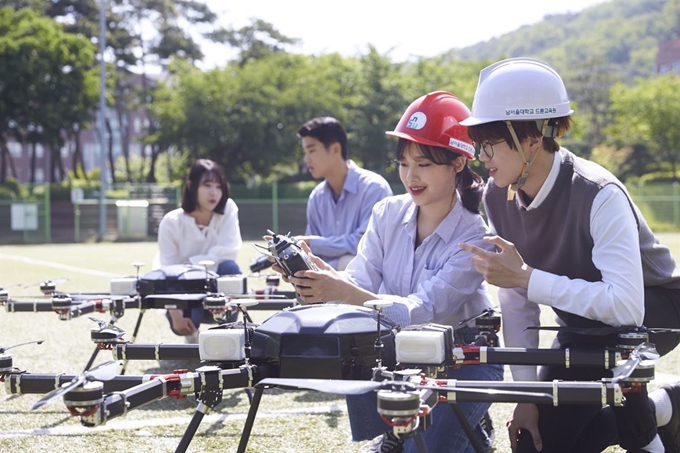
237, 385, 264, 453
175, 366, 223, 453
450, 404, 485, 453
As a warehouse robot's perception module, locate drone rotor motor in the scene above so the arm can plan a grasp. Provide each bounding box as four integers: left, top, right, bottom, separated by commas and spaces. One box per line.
51, 294, 73, 320
0, 352, 13, 374
63, 381, 105, 427
617, 331, 649, 357
475, 313, 501, 344
377, 389, 421, 436
203, 293, 228, 321
40, 281, 57, 295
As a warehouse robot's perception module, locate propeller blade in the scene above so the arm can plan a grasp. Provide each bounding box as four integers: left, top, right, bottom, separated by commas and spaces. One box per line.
459, 307, 501, 326
611, 342, 658, 383
23, 278, 68, 289
415, 384, 554, 401
635, 342, 660, 361
527, 325, 680, 337
259, 378, 554, 401
87, 361, 122, 381
258, 378, 385, 395
32, 375, 86, 410
525, 325, 619, 336
88, 317, 108, 330
644, 327, 680, 334
0, 340, 44, 354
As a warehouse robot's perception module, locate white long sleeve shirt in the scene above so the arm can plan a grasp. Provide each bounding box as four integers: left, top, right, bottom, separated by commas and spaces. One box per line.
345, 193, 495, 329
155, 199, 242, 272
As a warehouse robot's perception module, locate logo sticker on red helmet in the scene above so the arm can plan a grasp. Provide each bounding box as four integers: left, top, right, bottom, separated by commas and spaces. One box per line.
406, 112, 427, 130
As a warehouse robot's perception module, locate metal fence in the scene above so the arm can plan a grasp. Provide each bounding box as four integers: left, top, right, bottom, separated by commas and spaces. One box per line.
1, 181, 679, 245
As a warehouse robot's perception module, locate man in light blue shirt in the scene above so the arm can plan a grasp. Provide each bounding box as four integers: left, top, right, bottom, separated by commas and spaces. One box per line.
295, 117, 393, 270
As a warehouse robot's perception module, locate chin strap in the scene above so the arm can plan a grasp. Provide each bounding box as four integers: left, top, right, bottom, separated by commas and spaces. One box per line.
506, 121, 541, 201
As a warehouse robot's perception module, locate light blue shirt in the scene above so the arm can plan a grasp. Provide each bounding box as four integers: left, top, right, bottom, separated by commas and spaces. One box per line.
306, 160, 393, 269
345, 193, 494, 329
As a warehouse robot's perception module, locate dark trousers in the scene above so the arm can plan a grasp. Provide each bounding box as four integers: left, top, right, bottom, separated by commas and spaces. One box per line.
166, 260, 241, 335
517, 285, 680, 453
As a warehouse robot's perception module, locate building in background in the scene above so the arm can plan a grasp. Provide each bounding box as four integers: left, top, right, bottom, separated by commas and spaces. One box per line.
9, 73, 155, 184
656, 38, 680, 75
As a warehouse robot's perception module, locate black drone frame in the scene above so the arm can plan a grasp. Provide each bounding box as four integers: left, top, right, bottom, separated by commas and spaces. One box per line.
2, 265, 298, 374
0, 302, 662, 453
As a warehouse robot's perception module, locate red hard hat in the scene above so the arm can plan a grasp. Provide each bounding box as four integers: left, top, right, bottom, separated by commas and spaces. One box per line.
386, 91, 476, 160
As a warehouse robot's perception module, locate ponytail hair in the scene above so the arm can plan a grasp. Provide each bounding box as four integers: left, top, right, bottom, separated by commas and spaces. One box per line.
395, 139, 484, 214
456, 164, 484, 214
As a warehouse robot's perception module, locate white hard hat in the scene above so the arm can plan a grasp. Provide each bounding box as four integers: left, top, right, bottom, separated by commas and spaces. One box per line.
460, 57, 574, 127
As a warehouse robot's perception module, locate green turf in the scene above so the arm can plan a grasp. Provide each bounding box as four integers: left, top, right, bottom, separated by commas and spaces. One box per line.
2, 236, 680, 452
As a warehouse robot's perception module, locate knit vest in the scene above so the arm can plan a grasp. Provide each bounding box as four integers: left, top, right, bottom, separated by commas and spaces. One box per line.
485, 149, 680, 348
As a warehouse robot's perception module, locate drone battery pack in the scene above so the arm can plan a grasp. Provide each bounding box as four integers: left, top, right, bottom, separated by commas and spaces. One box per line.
199, 329, 246, 362
217, 275, 247, 295
110, 277, 137, 296
395, 324, 454, 366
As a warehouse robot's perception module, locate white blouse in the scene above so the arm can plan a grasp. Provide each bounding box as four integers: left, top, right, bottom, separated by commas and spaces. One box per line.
154, 199, 242, 271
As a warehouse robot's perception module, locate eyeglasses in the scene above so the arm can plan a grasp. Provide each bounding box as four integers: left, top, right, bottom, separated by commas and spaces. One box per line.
475, 139, 505, 159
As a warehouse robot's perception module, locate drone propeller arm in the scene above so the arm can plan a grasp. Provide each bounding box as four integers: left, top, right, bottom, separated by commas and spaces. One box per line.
103, 377, 174, 417
460, 346, 621, 369
7, 370, 199, 397
67, 301, 99, 319
4, 300, 54, 313
259, 377, 626, 407
90, 365, 272, 425
435, 380, 624, 406
112, 343, 201, 361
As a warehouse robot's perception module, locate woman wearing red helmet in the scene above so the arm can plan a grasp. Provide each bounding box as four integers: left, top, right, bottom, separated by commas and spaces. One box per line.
278, 91, 503, 453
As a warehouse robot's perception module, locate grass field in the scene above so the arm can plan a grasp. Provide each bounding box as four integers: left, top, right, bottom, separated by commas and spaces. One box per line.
1, 236, 680, 452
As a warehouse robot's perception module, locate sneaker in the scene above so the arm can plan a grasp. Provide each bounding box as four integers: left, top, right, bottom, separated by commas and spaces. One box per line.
479, 410, 496, 444
658, 382, 680, 453
184, 331, 199, 344
360, 432, 404, 453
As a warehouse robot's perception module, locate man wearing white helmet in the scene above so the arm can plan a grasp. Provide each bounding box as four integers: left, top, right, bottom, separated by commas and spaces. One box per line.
459, 58, 680, 453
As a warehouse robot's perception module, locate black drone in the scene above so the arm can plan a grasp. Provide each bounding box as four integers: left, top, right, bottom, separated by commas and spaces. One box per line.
2, 298, 663, 453
2, 258, 299, 372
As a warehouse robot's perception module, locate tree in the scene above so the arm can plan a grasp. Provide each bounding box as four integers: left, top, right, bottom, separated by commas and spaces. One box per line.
210, 18, 300, 67
0, 7, 98, 182
607, 74, 680, 180
561, 56, 619, 159
346, 47, 407, 177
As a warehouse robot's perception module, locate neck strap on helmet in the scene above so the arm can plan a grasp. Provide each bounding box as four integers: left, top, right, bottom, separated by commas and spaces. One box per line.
505, 121, 538, 201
